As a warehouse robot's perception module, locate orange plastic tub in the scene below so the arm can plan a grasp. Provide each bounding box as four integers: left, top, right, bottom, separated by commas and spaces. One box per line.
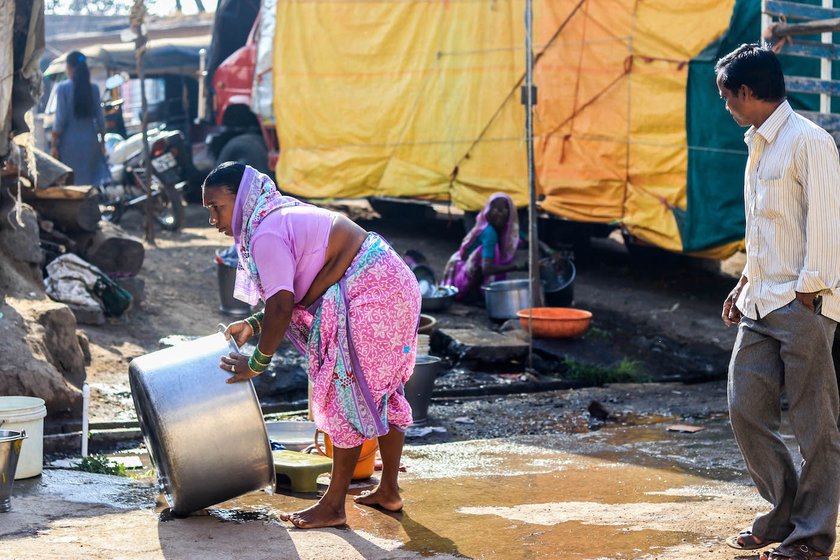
516, 308, 592, 338
315, 430, 378, 480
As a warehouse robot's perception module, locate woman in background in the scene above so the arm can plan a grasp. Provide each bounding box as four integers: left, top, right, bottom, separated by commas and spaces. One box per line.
51, 51, 108, 186
442, 193, 525, 299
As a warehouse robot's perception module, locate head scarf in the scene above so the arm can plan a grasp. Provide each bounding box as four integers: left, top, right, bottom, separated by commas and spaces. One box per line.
232, 165, 305, 305
458, 192, 519, 264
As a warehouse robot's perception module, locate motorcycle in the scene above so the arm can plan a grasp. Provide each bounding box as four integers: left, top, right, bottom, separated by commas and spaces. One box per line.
99, 75, 187, 232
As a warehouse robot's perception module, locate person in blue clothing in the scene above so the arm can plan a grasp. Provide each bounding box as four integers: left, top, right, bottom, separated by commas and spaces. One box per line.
442, 193, 527, 299
50, 51, 109, 186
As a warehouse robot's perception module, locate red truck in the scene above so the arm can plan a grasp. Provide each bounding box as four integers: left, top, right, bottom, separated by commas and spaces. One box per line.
203, 2, 278, 175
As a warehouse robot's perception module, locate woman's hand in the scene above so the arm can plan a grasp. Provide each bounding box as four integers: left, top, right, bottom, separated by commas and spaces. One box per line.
223, 320, 253, 348
50, 146, 59, 159
219, 351, 261, 384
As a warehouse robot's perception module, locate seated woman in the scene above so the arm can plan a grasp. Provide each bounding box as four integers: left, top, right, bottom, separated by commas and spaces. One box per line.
443, 193, 526, 300
203, 162, 421, 529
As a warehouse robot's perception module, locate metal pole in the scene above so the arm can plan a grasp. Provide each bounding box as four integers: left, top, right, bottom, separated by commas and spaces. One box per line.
524, 0, 542, 369
197, 48, 207, 122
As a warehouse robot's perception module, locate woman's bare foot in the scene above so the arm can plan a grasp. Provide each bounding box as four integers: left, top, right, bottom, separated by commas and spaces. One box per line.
353, 486, 403, 512
279, 502, 346, 529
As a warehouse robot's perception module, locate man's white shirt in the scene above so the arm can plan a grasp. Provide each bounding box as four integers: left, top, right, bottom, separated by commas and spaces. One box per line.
736, 100, 840, 322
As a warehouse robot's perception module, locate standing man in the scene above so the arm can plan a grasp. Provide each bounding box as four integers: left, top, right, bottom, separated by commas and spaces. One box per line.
718, 44, 840, 560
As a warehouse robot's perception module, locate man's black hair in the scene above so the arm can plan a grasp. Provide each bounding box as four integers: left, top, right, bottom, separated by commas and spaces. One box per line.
203, 161, 246, 194
715, 43, 786, 102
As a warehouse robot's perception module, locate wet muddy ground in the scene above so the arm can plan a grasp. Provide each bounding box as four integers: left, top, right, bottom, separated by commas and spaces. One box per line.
2, 380, 815, 559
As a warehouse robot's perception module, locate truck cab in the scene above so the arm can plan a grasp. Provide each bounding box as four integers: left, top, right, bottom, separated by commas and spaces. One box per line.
206, 14, 279, 175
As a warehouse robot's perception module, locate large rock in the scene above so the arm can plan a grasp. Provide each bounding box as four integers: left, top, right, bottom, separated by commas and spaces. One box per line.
0, 240, 84, 416
29, 300, 87, 389
0, 302, 83, 416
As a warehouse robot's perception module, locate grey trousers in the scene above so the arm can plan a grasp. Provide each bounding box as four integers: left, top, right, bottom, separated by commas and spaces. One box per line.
729, 299, 840, 554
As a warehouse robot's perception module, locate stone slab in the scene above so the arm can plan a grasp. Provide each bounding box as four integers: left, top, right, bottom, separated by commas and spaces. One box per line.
433, 327, 528, 364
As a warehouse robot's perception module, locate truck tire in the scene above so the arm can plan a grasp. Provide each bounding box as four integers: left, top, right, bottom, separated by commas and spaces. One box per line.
216, 134, 270, 175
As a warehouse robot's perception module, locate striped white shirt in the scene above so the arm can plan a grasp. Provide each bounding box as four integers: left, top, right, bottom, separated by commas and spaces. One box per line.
735, 100, 840, 322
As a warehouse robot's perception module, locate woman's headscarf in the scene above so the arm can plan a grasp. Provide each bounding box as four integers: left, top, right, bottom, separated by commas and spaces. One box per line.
232, 165, 307, 305
458, 192, 519, 264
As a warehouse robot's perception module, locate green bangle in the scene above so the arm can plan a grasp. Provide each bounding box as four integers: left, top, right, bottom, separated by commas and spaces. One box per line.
248, 355, 269, 373
244, 315, 261, 336
251, 349, 271, 366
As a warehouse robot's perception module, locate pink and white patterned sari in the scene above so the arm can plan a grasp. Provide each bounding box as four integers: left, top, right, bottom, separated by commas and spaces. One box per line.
232, 167, 421, 448
287, 234, 421, 448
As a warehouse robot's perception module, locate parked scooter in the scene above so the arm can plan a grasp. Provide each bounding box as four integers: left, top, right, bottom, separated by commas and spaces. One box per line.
99, 75, 187, 232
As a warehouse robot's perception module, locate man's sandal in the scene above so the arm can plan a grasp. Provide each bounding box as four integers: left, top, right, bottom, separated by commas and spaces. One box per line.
760, 542, 826, 560
726, 529, 772, 550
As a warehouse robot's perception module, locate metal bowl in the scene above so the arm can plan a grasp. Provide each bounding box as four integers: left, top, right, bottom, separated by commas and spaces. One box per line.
421, 285, 458, 312
129, 333, 275, 516
412, 265, 437, 297
265, 421, 317, 452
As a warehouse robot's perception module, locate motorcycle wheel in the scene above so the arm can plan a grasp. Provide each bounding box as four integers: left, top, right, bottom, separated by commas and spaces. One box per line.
151, 176, 185, 231
98, 187, 124, 224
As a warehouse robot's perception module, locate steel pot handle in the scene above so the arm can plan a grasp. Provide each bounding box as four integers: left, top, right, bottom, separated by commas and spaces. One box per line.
217, 323, 241, 354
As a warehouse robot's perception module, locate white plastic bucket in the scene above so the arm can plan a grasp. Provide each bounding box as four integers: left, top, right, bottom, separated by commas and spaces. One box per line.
0, 397, 47, 479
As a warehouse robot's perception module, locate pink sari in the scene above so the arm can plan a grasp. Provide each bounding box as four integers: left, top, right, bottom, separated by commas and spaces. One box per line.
230, 168, 421, 448
442, 193, 519, 299
286, 234, 421, 448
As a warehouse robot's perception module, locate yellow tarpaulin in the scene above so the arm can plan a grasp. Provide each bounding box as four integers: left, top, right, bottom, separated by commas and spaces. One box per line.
274, 0, 529, 209
273, 0, 736, 255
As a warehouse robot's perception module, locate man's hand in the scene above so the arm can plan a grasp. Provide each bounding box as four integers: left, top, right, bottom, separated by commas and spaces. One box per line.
722, 278, 747, 327
795, 291, 820, 312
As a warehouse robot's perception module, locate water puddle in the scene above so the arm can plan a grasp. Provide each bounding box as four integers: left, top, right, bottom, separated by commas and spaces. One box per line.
209, 507, 279, 524
157, 436, 754, 559
18, 417, 770, 559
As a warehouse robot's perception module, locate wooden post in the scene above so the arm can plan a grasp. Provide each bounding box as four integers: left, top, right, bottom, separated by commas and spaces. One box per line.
131, 0, 155, 244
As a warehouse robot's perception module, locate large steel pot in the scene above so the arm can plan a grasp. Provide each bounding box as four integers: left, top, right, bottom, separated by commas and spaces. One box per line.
482, 279, 543, 320
404, 355, 442, 425
129, 333, 275, 516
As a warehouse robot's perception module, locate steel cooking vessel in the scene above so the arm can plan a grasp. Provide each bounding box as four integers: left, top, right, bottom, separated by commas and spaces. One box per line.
129, 333, 275, 516
483, 279, 544, 320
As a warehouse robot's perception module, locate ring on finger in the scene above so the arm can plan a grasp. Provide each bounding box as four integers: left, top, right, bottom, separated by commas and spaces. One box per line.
232, 365, 236, 373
